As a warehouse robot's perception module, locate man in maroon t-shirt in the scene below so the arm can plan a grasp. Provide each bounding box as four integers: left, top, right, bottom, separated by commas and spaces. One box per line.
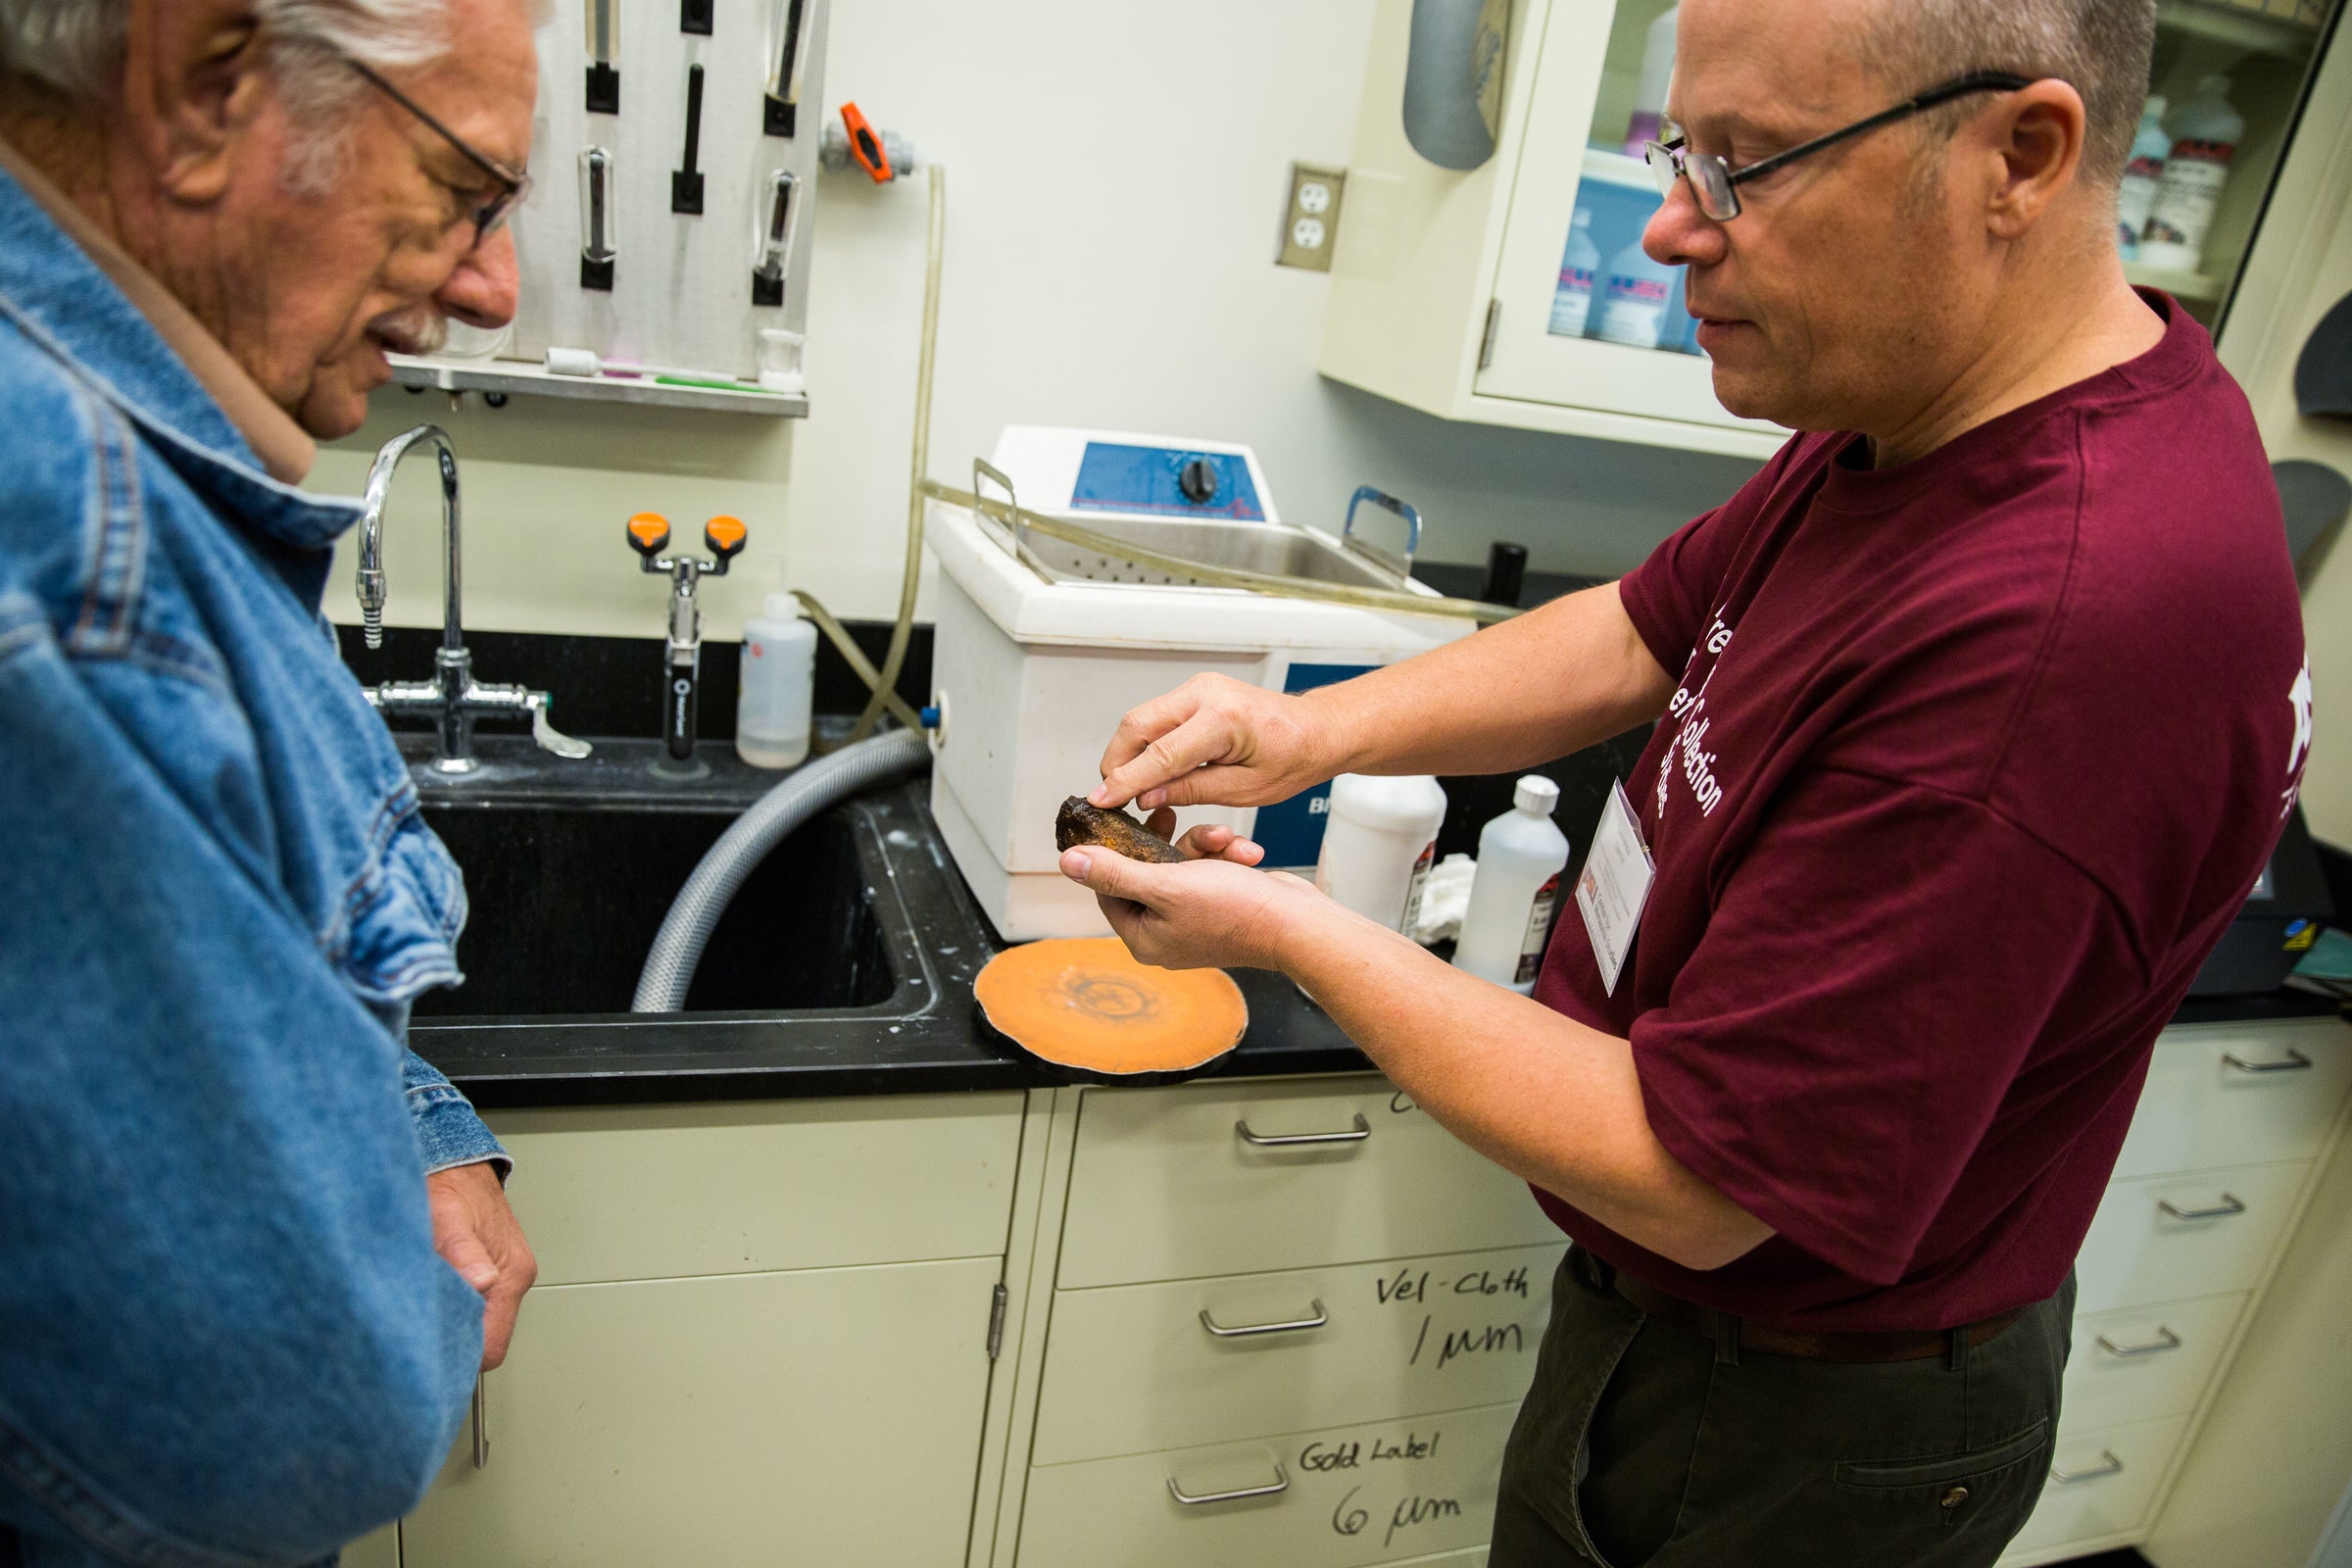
1059, 1, 2307, 1564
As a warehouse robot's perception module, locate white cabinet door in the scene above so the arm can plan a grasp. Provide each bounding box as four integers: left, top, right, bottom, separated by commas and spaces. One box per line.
1475, 0, 1781, 439
402, 1257, 1001, 1567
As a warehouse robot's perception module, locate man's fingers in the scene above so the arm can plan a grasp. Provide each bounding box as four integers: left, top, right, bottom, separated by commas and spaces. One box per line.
1092, 689, 1209, 806
1174, 824, 1265, 866
437, 1221, 500, 1297
1060, 846, 1156, 906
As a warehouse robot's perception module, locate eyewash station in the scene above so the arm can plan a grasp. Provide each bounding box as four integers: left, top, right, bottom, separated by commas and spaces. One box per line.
310, 1, 2352, 1564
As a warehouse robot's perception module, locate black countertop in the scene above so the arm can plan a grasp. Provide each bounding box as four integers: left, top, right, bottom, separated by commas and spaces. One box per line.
403, 732, 2342, 1110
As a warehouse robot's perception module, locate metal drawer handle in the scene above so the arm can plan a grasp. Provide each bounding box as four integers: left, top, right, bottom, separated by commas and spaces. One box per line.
2159, 1193, 2247, 1221
1168, 1462, 1290, 1506
2224, 1048, 2314, 1074
2049, 1451, 2124, 1485
1235, 1113, 1371, 1148
2096, 1326, 2182, 1358
1200, 1299, 1329, 1338
470, 1374, 490, 1470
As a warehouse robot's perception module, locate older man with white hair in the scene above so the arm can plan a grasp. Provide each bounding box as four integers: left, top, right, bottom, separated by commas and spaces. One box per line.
1063, 1, 2310, 1564
0, 0, 540, 1560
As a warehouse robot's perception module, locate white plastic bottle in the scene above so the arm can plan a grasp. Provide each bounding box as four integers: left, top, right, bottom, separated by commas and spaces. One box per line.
2139, 75, 2243, 273
1548, 208, 1601, 337
1596, 237, 1677, 349
1452, 777, 1572, 993
736, 593, 816, 768
2115, 96, 2169, 261
1622, 5, 1680, 154
1316, 774, 1448, 935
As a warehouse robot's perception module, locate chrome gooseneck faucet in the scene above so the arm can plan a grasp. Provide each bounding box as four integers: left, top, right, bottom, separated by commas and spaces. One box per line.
353, 424, 591, 774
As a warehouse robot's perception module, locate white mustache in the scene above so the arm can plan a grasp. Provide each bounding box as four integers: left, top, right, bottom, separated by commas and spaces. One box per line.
371, 308, 448, 357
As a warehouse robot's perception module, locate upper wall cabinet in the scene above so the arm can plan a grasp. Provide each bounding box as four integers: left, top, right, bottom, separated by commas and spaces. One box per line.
1320, 0, 2340, 461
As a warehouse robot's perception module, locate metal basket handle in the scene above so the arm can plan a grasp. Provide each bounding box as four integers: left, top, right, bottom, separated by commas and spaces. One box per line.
1344, 485, 1422, 578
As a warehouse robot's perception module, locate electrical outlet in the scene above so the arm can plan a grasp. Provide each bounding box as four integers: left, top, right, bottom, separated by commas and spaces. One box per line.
1277, 163, 1347, 271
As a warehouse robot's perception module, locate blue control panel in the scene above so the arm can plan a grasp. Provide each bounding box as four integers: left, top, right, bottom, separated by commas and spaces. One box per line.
1250, 662, 1379, 869
1069, 442, 1265, 521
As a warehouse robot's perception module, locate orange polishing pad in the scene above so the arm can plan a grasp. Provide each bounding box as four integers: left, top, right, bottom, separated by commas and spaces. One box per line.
974, 938, 1247, 1085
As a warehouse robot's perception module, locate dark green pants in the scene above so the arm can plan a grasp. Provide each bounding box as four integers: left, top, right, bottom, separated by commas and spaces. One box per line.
1491, 1250, 2074, 1568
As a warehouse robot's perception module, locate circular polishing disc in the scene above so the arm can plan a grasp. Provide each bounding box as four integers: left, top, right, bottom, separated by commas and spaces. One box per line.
973, 938, 1248, 1086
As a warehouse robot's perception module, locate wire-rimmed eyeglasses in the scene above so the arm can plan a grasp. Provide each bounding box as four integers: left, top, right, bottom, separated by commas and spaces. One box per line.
1645, 70, 2034, 221
346, 57, 531, 241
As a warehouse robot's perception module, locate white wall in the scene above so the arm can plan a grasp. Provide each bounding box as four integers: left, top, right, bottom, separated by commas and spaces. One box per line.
314, 0, 1760, 644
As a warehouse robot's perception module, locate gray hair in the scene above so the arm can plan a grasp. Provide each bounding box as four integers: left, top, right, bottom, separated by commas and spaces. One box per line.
0, 0, 449, 189
1861, 0, 2158, 186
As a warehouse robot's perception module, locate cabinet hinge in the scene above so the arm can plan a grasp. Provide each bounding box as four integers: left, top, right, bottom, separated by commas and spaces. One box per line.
1478, 298, 1501, 370
986, 1281, 1008, 1359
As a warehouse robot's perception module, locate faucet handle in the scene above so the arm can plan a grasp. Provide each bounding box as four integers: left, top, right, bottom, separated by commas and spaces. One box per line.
703, 515, 747, 565
627, 512, 672, 561
526, 692, 595, 760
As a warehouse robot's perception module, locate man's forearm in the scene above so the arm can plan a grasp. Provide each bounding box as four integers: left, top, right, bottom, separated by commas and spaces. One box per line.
1307, 582, 1675, 780
1279, 902, 1771, 1272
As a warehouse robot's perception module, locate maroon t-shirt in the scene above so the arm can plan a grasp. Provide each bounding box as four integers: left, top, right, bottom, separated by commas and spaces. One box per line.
1532, 294, 2311, 1331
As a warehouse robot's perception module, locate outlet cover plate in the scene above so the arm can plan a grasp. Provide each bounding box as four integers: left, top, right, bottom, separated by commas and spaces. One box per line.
1277, 163, 1346, 271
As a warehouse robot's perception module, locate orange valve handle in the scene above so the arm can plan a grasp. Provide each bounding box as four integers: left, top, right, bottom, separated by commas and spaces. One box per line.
839, 102, 892, 183
703, 515, 748, 560
627, 512, 672, 558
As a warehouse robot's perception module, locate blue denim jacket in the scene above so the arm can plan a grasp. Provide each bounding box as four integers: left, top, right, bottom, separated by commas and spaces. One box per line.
0, 169, 503, 1562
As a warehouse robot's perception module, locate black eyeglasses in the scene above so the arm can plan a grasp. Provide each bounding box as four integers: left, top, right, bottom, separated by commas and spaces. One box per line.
1645, 70, 2034, 221
346, 57, 530, 240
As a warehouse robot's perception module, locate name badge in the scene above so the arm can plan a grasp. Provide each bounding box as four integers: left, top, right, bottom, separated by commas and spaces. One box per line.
1575, 780, 1656, 997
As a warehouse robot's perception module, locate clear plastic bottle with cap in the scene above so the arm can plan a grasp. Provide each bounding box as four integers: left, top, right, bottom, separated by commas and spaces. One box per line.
736, 592, 816, 767
1316, 774, 1448, 935
1452, 776, 1572, 993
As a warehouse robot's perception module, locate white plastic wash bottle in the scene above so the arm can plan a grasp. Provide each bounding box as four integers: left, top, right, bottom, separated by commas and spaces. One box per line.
1452, 776, 1572, 994
1316, 774, 1448, 934
736, 593, 816, 768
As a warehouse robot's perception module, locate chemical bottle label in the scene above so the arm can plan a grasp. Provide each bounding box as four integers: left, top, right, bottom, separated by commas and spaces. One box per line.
1398, 841, 1440, 937
2144, 142, 2234, 256
1597, 276, 1671, 349
1549, 269, 1595, 337
1515, 873, 1563, 985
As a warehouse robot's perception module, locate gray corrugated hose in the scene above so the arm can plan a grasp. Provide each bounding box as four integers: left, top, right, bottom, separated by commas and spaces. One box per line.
632, 728, 932, 1012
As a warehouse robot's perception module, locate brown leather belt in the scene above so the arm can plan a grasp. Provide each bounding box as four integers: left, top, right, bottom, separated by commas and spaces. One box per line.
1606, 1270, 2030, 1364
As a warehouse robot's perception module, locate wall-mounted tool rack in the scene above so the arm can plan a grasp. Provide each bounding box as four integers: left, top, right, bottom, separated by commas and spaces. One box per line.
388, 0, 830, 417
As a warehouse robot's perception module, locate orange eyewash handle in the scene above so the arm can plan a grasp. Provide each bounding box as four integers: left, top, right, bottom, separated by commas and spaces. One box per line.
840, 102, 893, 183
703, 515, 747, 564
627, 512, 672, 562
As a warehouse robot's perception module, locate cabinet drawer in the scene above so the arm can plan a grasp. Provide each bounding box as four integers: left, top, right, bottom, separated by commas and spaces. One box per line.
486, 1093, 1023, 1283
2060, 1293, 2247, 1433
1017, 1402, 1517, 1568
1036, 1244, 1564, 1464
403, 1257, 1002, 1568
2002, 1414, 2189, 1559
1059, 1077, 1561, 1288
2074, 1160, 2308, 1313
2113, 1021, 2351, 1181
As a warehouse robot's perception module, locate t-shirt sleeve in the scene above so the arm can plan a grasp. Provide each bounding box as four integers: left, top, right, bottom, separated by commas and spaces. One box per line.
1632, 766, 2144, 1285
1618, 435, 1817, 677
